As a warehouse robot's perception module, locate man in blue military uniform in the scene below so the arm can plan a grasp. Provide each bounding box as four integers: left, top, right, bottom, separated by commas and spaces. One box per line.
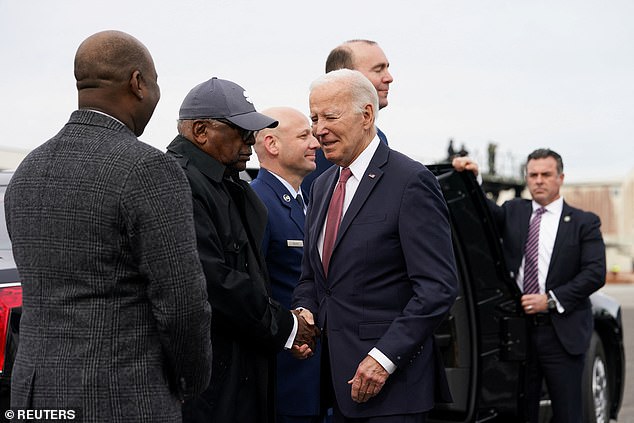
252, 107, 324, 423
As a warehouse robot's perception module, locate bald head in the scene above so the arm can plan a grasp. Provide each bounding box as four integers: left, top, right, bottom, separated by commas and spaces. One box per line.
74, 30, 160, 136
325, 40, 377, 73
256, 107, 308, 145
255, 107, 319, 190
75, 31, 153, 91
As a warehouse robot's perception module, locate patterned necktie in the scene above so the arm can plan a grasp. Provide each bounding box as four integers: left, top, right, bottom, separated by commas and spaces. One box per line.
523, 207, 546, 294
322, 168, 352, 276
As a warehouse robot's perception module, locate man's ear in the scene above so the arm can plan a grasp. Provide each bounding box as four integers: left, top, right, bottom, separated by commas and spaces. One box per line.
130, 70, 144, 101
264, 134, 279, 156
191, 120, 209, 146
362, 103, 375, 130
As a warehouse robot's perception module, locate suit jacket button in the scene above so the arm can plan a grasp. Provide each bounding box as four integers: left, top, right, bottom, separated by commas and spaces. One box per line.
325, 289, 332, 296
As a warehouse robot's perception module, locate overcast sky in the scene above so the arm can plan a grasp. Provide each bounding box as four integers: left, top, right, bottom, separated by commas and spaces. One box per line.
1, 0, 632, 183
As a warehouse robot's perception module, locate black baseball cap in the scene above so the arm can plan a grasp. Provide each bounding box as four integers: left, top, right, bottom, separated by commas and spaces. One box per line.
178, 77, 278, 130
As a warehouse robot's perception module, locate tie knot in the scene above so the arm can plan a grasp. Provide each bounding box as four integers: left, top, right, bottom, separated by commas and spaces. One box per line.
296, 193, 305, 208
339, 167, 352, 184
535, 207, 546, 216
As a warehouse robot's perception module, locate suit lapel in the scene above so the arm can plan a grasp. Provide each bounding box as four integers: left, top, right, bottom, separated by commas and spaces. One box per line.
309, 166, 339, 278
260, 169, 305, 234
289, 198, 305, 234
518, 201, 533, 255
546, 201, 574, 286
335, 144, 388, 249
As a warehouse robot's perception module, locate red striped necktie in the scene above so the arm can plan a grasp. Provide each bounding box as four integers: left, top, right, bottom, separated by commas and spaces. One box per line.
322, 168, 352, 276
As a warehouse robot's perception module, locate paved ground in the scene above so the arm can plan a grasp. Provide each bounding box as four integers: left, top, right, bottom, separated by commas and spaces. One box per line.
601, 284, 633, 422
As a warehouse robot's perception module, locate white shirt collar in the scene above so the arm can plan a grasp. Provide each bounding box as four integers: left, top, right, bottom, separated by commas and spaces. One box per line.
344, 135, 381, 180
84, 109, 126, 127
532, 196, 564, 216
266, 168, 300, 198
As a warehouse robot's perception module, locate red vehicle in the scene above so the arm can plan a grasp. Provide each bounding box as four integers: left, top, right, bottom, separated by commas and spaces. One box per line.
0, 171, 21, 412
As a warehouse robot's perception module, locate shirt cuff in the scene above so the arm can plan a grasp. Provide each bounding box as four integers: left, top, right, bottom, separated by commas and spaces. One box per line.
285, 313, 298, 350
549, 290, 565, 314
368, 348, 397, 374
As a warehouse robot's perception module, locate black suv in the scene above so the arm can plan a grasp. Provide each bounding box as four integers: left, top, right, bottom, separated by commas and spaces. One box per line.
0, 168, 625, 422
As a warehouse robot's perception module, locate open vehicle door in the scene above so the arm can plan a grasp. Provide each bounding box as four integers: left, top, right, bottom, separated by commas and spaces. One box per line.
428, 164, 530, 422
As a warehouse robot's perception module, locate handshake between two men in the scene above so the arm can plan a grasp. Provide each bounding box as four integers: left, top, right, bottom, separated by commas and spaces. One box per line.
290, 309, 320, 360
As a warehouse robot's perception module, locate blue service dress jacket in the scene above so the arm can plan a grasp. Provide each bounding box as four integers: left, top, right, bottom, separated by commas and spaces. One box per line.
488, 198, 606, 354
293, 142, 458, 419
251, 168, 322, 418
166, 136, 295, 423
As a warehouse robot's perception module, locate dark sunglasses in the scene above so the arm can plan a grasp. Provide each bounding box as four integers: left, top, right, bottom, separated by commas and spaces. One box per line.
214, 119, 254, 142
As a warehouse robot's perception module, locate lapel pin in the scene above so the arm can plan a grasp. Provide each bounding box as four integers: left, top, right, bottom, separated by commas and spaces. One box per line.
564, 216, 571, 222
283, 194, 291, 202
368, 173, 376, 179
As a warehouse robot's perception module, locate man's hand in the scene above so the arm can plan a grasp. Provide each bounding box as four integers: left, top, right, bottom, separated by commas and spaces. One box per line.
452, 156, 479, 176
348, 355, 389, 403
290, 309, 320, 360
521, 293, 548, 314
298, 308, 315, 325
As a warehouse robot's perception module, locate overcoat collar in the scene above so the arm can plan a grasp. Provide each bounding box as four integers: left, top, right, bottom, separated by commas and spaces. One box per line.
166, 135, 225, 183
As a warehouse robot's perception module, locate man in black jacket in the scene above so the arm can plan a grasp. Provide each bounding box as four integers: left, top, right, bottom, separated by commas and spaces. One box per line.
166, 77, 318, 423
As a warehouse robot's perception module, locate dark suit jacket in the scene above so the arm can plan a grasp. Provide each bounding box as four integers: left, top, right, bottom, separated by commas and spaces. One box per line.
251, 168, 321, 417
5, 110, 212, 422
293, 142, 458, 418
488, 198, 606, 355
167, 136, 294, 423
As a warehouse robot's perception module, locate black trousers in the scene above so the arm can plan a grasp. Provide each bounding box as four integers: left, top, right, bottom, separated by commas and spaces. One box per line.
525, 322, 586, 423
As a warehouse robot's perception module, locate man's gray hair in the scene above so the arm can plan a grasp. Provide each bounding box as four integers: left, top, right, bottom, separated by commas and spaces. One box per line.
310, 69, 379, 119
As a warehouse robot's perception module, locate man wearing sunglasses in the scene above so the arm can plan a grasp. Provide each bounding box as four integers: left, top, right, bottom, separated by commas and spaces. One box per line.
167, 77, 320, 423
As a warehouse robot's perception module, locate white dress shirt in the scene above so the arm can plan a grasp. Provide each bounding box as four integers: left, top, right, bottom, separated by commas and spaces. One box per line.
517, 197, 565, 312
317, 136, 380, 258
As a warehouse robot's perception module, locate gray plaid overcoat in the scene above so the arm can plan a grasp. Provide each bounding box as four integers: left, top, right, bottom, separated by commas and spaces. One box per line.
5, 110, 212, 422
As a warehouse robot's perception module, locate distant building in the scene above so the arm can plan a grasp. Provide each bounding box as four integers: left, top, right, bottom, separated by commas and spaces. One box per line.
562, 169, 634, 279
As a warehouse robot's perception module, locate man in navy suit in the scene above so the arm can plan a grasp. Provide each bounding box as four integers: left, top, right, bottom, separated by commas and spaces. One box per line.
302, 40, 393, 194
453, 150, 606, 423
251, 107, 323, 423
293, 69, 458, 422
